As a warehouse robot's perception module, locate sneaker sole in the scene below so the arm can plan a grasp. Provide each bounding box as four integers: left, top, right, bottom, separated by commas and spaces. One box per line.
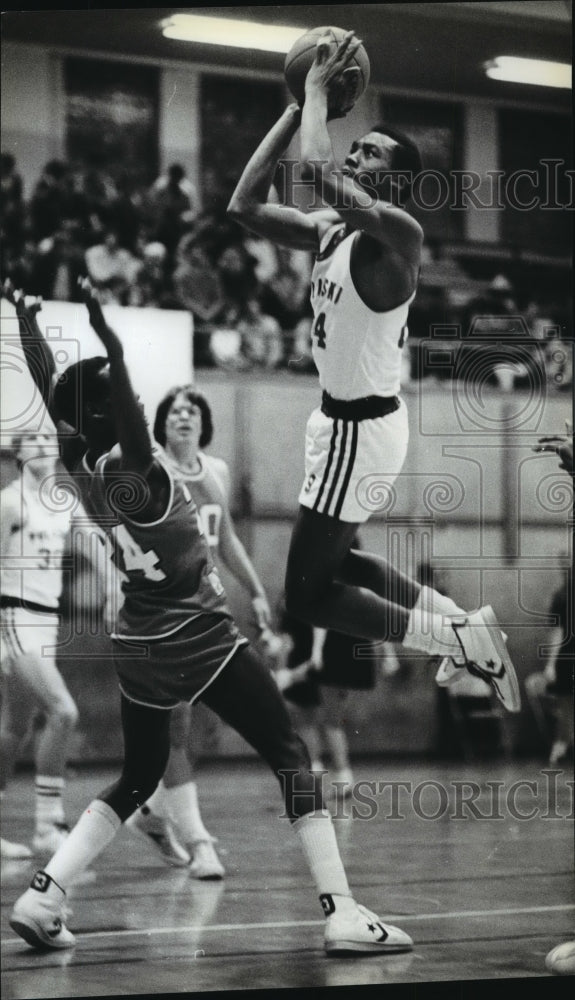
479, 606, 521, 713
325, 940, 413, 955
10, 915, 75, 951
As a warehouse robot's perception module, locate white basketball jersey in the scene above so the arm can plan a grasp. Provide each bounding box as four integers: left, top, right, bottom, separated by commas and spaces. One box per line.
1, 478, 71, 609
163, 451, 228, 554
310, 225, 415, 399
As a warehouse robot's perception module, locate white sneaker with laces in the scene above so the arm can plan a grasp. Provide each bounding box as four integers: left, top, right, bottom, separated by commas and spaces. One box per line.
1, 837, 33, 860
449, 606, 520, 712
10, 871, 76, 950
32, 823, 70, 854
189, 839, 225, 880
322, 894, 413, 955
125, 806, 190, 867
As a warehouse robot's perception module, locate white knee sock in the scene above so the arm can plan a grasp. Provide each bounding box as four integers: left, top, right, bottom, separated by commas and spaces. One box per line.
293, 809, 354, 910
44, 799, 121, 890
163, 781, 211, 844
35, 776, 65, 832
404, 581, 469, 658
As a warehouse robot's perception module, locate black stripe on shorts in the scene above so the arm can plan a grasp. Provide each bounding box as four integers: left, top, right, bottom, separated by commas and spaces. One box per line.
333, 421, 359, 519
313, 419, 339, 513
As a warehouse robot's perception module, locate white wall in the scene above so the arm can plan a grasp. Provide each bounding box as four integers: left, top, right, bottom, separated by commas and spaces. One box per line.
0, 298, 193, 444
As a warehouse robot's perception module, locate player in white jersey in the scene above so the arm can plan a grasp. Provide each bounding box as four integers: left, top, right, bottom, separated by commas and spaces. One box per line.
1, 432, 78, 858
127, 385, 273, 878
228, 31, 520, 713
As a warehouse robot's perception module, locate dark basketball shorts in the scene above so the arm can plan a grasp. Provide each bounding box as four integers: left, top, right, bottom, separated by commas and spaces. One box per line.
112, 613, 249, 710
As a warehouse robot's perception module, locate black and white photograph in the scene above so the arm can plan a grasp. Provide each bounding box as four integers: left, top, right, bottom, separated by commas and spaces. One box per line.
0, 3, 573, 997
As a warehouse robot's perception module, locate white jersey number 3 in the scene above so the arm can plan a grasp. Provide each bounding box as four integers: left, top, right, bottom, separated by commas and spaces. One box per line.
111, 524, 166, 582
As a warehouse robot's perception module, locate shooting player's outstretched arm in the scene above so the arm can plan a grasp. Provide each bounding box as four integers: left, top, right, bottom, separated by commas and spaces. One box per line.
227, 104, 337, 251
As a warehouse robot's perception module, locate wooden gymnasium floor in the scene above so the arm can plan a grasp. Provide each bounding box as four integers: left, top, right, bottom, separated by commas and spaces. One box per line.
1, 758, 573, 999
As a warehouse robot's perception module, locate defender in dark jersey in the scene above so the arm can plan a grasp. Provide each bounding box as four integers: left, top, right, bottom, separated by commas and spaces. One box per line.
6, 279, 413, 957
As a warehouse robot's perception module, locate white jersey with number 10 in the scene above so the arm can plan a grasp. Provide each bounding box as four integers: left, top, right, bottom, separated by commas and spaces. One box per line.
310, 225, 415, 400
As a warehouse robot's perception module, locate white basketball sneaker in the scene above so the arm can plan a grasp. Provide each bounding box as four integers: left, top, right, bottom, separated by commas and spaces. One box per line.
449, 606, 520, 712
322, 895, 413, 955
10, 871, 76, 950
125, 806, 190, 867
1, 837, 33, 860
189, 839, 225, 880
434, 656, 467, 687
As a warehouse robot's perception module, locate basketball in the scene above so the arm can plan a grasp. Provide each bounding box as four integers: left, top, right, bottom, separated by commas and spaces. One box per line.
545, 940, 575, 975
284, 26, 370, 106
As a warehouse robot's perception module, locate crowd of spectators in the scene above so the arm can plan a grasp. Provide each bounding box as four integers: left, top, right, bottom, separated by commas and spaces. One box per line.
1, 151, 571, 391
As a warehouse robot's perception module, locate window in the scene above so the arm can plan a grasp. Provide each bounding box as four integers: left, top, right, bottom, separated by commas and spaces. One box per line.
65, 58, 159, 188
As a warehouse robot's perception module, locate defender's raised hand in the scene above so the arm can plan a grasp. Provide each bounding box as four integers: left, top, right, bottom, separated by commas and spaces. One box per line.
78, 277, 123, 358
3, 279, 43, 321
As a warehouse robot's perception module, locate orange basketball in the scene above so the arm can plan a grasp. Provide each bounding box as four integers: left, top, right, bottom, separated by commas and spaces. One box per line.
284, 26, 370, 106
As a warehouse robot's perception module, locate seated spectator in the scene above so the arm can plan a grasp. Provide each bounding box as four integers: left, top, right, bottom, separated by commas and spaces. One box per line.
260, 264, 310, 335
172, 242, 226, 367
33, 220, 87, 302
128, 241, 173, 309
239, 298, 284, 370
85, 226, 140, 305
244, 234, 279, 284
147, 163, 197, 260
1, 230, 39, 293
1, 152, 25, 255
29, 160, 78, 242
217, 242, 259, 321
108, 172, 146, 254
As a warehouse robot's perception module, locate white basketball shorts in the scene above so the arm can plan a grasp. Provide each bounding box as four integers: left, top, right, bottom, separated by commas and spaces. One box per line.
298, 398, 409, 523
1, 605, 59, 677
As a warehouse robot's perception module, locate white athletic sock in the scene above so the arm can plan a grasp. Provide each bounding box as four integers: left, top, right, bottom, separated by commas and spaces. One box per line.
403, 606, 462, 657
163, 781, 212, 844
293, 809, 353, 904
35, 776, 65, 831
144, 780, 167, 815
44, 799, 121, 890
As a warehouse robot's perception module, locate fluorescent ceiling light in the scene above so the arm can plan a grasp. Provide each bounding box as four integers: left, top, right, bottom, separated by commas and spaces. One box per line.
484, 56, 571, 89
161, 14, 305, 53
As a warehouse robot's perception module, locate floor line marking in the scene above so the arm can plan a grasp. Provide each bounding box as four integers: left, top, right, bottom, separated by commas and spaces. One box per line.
2, 903, 574, 946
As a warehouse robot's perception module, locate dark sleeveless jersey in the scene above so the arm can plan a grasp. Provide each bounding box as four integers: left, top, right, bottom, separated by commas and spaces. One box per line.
73, 447, 231, 638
